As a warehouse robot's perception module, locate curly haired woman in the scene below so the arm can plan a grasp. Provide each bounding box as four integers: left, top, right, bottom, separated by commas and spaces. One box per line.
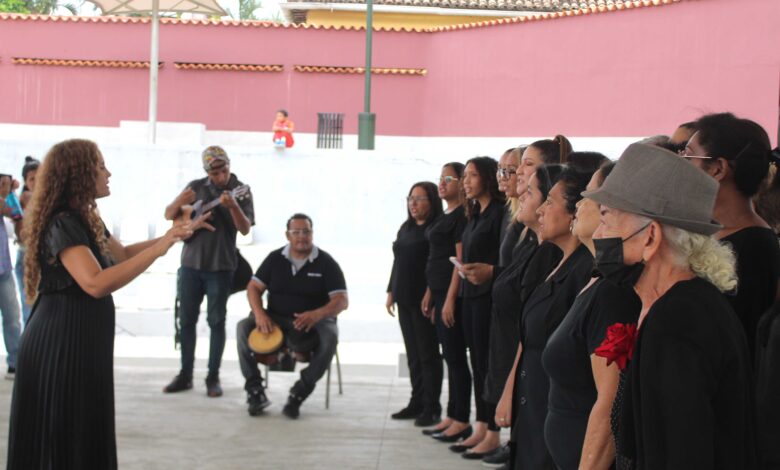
6, 139, 194, 470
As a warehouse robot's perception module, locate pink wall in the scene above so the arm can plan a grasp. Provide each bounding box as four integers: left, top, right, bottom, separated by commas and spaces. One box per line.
0, 0, 778, 141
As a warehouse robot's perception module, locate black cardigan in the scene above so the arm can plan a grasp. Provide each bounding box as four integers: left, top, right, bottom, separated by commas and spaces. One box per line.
620, 277, 757, 469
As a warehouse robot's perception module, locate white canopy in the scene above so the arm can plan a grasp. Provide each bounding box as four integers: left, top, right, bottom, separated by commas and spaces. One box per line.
86, 0, 227, 143
90, 0, 225, 15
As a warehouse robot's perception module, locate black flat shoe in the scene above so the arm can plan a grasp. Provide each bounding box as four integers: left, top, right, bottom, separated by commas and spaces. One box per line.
461, 447, 500, 460
391, 405, 423, 420
422, 425, 448, 436
448, 443, 475, 453
433, 425, 473, 443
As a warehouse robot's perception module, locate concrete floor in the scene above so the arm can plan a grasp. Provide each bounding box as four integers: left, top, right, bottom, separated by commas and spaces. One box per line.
0, 357, 508, 470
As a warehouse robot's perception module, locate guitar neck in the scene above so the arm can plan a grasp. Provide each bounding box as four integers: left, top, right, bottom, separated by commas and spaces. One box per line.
201, 198, 223, 213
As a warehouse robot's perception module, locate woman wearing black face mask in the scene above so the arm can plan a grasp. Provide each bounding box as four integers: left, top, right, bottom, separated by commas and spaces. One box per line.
540, 161, 642, 470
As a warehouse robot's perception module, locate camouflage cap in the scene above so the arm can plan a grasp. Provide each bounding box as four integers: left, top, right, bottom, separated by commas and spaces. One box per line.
202, 145, 230, 171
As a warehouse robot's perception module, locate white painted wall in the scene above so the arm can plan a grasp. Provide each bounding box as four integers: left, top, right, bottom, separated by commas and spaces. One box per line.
0, 121, 643, 348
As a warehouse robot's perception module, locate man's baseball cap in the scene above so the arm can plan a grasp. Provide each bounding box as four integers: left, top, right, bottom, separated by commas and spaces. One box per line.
202, 145, 230, 171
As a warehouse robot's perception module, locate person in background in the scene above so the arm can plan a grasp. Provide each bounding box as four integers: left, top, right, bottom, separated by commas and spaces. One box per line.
238, 214, 348, 419
15, 156, 40, 326
590, 143, 756, 469
498, 147, 525, 266
387, 182, 444, 426
163, 145, 254, 398
272, 109, 295, 148
669, 121, 697, 146
517, 135, 573, 194
420, 163, 473, 441
452, 156, 505, 460
683, 112, 780, 360
0, 174, 21, 380
755, 153, 780, 236
541, 160, 641, 470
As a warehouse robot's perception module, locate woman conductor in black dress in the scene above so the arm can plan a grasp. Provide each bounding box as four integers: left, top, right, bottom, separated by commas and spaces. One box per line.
7, 139, 195, 470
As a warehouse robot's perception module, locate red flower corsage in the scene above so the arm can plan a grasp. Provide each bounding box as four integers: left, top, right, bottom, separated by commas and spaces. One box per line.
594, 323, 637, 371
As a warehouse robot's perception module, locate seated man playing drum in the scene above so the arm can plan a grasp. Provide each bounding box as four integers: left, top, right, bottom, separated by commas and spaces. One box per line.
237, 213, 348, 418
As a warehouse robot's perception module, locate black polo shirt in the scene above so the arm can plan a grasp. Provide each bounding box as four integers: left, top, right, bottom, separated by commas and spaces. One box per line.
252, 245, 347, 318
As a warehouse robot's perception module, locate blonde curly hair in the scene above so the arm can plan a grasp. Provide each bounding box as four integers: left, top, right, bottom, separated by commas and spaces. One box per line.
662, 225, 738, 293
23, 139, 110, 303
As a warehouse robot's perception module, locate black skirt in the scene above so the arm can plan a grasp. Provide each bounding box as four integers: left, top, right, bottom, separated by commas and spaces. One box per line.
7, 291, 117, 470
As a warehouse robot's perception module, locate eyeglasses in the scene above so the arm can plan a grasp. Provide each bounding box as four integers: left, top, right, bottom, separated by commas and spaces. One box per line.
681, 148, 712, 160
407, 196, 429, 203
287, 229, 312, 237
497, 167, 518, 179
439, 176, 459, 184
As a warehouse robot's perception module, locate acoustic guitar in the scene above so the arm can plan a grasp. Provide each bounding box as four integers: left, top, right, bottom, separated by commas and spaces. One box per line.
175, 184, 251, 225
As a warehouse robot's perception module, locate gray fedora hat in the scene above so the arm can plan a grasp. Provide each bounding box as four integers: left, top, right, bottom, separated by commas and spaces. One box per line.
582, 143, 722, 235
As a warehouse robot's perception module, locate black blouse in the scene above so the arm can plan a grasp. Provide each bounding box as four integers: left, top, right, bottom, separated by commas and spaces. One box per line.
511, 244, 594, 466
721, 227, 780, 360
756, 301, 780, 468
424, 206, 466, 292
460, 199, 504, 298
620, 277, 756, 469
388, 221, 431, 306
542, 278, 641, 469
39, 211, 113, 295
499, 207, 524, 268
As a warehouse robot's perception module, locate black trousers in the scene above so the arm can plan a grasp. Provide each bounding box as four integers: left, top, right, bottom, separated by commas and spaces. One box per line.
432, 289, 471, 423
397, 302, 443, 414
462, 293, 498, 430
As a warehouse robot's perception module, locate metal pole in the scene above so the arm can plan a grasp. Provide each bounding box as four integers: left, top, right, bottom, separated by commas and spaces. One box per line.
148, 0, 160, 144
358, 0, 375, 150
363, 0, 372, 114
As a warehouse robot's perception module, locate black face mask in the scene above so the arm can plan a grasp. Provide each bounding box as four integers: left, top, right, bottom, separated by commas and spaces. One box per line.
593, 224, 649, 287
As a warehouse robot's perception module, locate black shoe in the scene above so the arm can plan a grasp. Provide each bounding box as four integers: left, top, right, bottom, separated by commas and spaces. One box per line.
247, 388, 271, 416
4, 367, 15, 381
449, 443, 475, 453
433, 425, 473, 443
422, 425, 448, 436
391, 405, 423, 420
481, 444, 510, 467
163, 374, 193, 393
282, 394, 304, 419
205, 376, 222, 397
462, 447, 501, 460
414, 412, 441, 427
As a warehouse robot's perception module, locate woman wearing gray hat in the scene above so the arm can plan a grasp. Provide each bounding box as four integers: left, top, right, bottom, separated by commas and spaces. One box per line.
683, 113, 780, 361
585, 143, 756, 469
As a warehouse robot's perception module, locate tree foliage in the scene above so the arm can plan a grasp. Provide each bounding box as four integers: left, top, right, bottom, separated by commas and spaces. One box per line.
0, 0, 30, 13
25, 0, 78, 14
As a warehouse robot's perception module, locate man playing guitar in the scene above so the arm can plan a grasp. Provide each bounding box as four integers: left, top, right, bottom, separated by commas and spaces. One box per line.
163, 145, 255, 397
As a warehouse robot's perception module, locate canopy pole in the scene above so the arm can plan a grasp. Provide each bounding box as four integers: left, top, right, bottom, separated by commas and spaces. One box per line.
148, 0, 160, 144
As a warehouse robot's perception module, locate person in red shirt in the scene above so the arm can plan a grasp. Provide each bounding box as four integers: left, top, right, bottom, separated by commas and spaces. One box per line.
272, 109, 295, 148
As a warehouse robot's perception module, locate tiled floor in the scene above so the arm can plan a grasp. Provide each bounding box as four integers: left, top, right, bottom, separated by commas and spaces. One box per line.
0, 357, 508, 470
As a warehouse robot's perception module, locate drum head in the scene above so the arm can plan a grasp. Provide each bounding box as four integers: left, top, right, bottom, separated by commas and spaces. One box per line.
248, 326, 284, 354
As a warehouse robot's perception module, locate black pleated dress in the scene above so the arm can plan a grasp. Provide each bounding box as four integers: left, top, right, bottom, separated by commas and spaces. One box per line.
7, 211, 117, 470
